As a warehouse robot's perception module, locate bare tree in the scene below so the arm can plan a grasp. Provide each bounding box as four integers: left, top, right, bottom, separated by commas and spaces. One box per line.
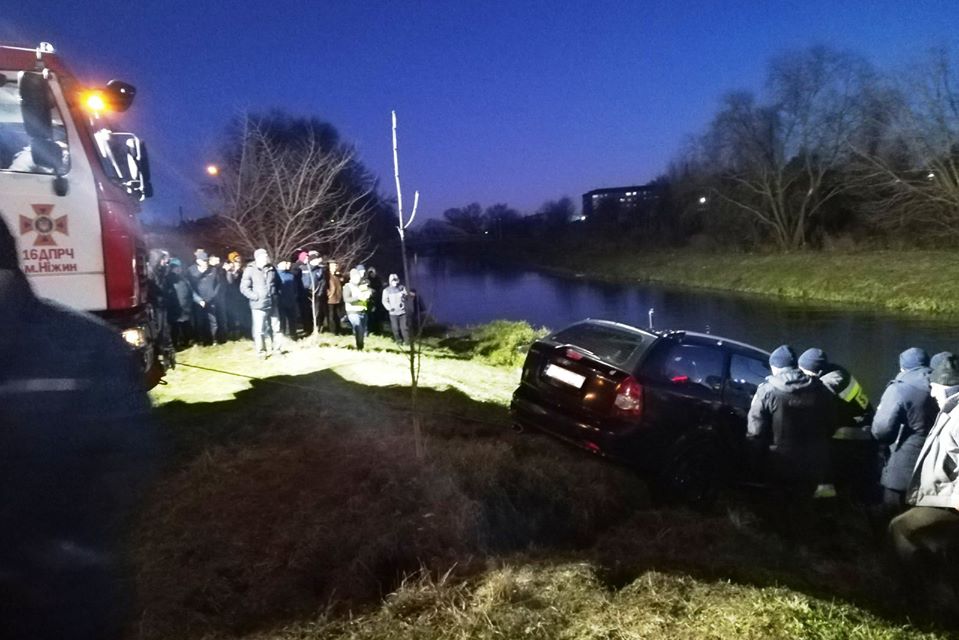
211, 113, 376, 265
391, 110, 425, 460
852, 48, 959, 236
703, 47, 876, 249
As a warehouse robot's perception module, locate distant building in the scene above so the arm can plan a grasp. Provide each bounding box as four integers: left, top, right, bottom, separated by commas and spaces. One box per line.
582, 184, 661, 221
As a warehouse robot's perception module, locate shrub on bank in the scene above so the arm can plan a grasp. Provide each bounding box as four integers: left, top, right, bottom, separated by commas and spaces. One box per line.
438, 320, 548, 368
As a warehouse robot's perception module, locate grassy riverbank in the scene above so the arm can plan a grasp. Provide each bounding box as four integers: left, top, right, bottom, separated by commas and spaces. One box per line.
505, 237, 959, 315
139, 330, 951, 639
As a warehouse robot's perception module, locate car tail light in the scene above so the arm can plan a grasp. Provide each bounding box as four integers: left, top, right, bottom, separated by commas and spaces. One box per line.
613, 375, 644, 417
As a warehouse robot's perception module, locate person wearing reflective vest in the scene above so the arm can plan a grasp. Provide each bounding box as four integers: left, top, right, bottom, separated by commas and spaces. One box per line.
798, 348, 875, 499
342, 267, 372, 350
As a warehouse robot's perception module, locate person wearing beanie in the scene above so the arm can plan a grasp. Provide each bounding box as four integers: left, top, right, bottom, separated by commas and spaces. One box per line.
768, 344, 796, 371
889, 353, 959, 601
870, 348, 938, 511
186, 248, 221, 345
0, 215, 157, 636
930, 351, 951, 372
298, 251, 326, 335
799, 347, 873, 430
240, 248, 283, 357
747, 344, 837, 502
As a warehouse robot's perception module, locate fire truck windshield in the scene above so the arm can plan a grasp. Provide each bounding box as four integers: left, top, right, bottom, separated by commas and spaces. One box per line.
0, 72, 69, 174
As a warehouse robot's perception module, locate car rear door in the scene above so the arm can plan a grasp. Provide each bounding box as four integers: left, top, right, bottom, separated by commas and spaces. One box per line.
721, 351, 771, 476
641, 341, 728, 433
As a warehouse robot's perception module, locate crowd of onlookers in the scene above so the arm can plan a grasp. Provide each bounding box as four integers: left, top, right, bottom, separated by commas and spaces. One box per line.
147, 247, 421, 357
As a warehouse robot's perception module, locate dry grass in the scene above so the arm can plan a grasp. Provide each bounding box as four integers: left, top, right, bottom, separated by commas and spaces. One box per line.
136, 337, 953, 639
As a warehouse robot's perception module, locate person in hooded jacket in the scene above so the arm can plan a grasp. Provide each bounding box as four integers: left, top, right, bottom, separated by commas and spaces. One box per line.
342, 267, 372, 350
870, 347, 938, 511
747, 345, 837, 499
166, 259, 195, 349
240, 249, 283, 357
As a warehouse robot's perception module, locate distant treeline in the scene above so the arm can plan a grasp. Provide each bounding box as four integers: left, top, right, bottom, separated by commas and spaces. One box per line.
425, 45, 959, 252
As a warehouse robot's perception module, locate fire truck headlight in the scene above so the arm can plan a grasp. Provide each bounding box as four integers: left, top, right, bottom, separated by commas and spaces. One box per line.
81, 90, 107, 113
122, 327, 147, 348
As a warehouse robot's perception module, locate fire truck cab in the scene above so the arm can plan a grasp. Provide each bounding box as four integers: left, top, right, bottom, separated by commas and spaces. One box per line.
0, 42, 164, 386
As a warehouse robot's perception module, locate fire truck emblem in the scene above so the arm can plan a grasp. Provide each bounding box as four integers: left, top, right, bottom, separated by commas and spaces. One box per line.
19, 204, 68, 247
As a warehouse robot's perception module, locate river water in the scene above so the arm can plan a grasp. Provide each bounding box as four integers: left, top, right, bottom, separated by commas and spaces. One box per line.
408, 254, 958, 397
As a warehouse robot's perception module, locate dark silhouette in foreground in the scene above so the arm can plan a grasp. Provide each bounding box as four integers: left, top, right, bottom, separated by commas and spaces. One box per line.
0, 217, 157, 639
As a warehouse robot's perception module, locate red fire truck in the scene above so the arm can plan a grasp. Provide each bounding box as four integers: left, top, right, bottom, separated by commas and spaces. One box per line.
0, 42, 165, 386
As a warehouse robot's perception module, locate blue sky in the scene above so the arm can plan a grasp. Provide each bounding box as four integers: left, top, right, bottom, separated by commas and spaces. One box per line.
3, 1, 957, 223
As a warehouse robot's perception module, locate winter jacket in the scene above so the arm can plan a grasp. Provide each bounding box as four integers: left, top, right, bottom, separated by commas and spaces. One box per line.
872, 367, 938, 492
187, 263, 221, 305
382, 285, 408, 316
167, 273, 194, 323
343, 281, 372, 313
327, 272, 344, 305
747, 368, 837, 486
820, 364, 873, 428
906, 392, 959, 509
240, 263, 278, 310
277, 270, 298, 309
300, 264, 325, 296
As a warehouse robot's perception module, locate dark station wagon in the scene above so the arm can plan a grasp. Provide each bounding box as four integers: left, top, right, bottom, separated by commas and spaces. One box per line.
510, 319, 772, 503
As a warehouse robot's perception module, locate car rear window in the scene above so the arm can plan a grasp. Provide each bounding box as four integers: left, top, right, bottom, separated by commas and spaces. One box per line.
549, 323, 656, 369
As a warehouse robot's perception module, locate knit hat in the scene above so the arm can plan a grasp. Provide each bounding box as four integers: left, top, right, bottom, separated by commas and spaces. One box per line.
195, 249, 209, 261
0, 214, 17, 270
228, 251, 241, 263
931, 351, 950, 371
253, 248, 269, 262
798, 348, 828, 374
931, 353, 959, 386
769, 345, 796, 369
899, 347, 929, 371
297, 251, 308, 263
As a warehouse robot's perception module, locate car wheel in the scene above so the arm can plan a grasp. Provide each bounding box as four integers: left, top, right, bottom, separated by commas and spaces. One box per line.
656, 439, 724, 508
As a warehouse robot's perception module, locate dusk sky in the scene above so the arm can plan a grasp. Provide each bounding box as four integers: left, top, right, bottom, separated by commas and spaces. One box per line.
3, 1, 958, 224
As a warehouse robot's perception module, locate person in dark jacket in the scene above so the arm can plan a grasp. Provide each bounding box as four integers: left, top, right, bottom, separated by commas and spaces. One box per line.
240, 248, 282, 357
798, 348, 873, 428
298, 251, 326, 335
747, 345, 837, 499
0, 216, 157, 639
871, 347, 938, 510
799, 348, 876, 499
186, 249, 222, 345
275, 260, 299, 340
222, 251, 249, 340
146, 248, 174, 366
326, 260, 345, 336
166, 259, 195, 349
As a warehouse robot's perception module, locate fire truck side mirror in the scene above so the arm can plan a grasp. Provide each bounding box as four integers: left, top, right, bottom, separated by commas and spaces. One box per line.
19, 71, 53, 140
105, 80, 136, 112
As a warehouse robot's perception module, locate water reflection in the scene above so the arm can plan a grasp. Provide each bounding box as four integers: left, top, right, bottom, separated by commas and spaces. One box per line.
409, 255, 957, 396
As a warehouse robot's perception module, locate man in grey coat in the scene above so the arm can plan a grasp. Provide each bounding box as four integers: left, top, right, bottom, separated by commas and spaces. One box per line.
240, 248, 282, 357
871, 347, 938, 510
889, 353, 959, 606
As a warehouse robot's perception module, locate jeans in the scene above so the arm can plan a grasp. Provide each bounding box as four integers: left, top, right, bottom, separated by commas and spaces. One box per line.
251, 307, 283, 353
389, 313, 410, 344
347, 311, 367, 350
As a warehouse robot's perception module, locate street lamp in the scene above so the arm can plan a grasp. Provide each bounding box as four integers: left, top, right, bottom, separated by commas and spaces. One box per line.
698, 196, 708, 205
205, 164, 220, 177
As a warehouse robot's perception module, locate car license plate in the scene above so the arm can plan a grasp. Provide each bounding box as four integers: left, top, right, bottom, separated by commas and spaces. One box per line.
544, 364, 586, 388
